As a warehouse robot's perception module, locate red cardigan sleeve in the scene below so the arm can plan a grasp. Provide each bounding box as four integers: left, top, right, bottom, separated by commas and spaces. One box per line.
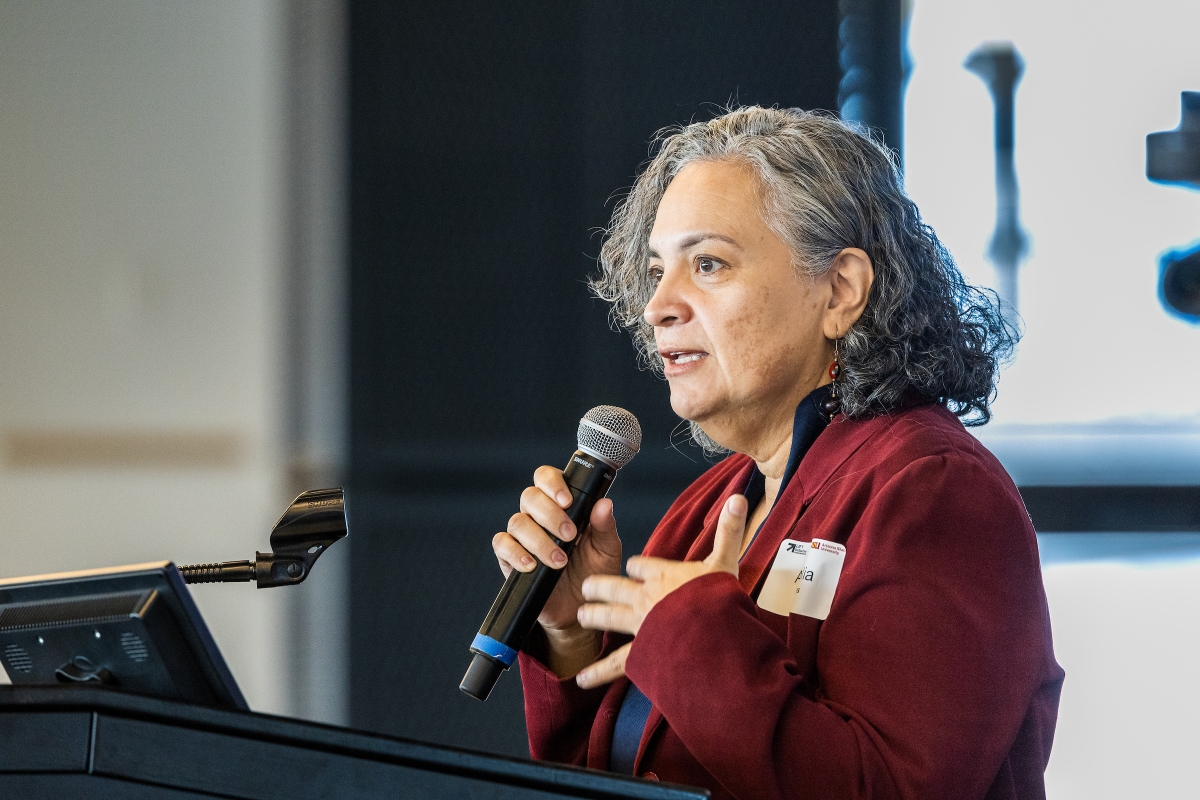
518, 648, 605, 765
519, 627, 633, 765
623, 454, 1054, 800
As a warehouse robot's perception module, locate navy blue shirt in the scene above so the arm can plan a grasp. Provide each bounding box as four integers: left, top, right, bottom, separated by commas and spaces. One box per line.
609, 385, 832, 774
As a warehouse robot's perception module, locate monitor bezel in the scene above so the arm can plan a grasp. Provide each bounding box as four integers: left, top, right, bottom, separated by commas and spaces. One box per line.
0, 561, 247, 710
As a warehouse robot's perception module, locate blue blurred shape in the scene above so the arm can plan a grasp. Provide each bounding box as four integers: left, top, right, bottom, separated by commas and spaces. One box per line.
837, 0, 907, 157
1147, 91, 1200, 188
965, 42, 1029, 318
975, 422, 1200, 487
1039, 532, 1200, 567
1158, 241, 1200, 323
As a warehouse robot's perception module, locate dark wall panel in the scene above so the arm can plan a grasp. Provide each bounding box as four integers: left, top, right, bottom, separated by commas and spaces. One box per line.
349, 0, 840, 757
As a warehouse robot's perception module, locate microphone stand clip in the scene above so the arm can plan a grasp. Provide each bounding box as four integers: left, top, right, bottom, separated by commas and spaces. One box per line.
178, 487, 347, 588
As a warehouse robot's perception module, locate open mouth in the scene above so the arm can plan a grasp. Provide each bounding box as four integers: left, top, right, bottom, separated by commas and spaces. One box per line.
663, 350, 708, 366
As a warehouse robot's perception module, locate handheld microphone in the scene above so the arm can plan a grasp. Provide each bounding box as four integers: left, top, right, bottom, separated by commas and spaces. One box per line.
460, 406, 641, 701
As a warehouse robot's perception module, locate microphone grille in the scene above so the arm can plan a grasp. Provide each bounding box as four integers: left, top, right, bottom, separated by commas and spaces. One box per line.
577, 406, 641, 469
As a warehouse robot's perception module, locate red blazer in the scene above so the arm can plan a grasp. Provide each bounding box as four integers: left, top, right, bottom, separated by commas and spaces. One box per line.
519, 403, 1064, 800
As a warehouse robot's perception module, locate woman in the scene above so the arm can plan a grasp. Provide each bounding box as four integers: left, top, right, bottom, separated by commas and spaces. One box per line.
491, 107, 1062, 800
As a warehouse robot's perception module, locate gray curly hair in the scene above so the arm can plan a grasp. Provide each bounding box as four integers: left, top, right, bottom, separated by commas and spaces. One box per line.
590, 106, 1016, 450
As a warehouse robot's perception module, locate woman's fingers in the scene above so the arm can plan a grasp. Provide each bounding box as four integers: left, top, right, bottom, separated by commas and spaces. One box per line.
624, 555, 676, 582
507, 512, 568, 568
576, 642, 631, 689
492, 531, 536, 574
533, 465, 573, 510
500, 467, 586, 574
577, 597, 640, 634
520, 483, 577, 542
566, 499, 747, 689
580, 574, 642, 606
577, 573, 644, 634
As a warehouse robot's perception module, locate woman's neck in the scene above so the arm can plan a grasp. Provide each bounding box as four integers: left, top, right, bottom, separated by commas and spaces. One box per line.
731, 380, 834, 551
744, 400, 798, 479
737, 415, 794, 554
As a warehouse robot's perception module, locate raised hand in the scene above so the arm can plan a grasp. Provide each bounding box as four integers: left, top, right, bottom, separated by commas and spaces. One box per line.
573, 493, 747, 689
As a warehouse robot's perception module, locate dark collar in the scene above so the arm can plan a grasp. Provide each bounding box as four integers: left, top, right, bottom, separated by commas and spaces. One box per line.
741, 384, 834, 532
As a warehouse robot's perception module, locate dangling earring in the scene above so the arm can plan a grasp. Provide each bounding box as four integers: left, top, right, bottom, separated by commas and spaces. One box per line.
822, 335, 842, 418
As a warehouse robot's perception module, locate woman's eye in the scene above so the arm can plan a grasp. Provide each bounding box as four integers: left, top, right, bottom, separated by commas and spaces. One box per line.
697, 256, 722, 274
648, 266, 664, 283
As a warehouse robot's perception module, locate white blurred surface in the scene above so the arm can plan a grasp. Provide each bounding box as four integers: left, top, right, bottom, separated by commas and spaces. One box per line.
0, 1, 291, 714
1040, 540, 1200, 800
905, 0, 1200, 426
907, 2, 1200, 796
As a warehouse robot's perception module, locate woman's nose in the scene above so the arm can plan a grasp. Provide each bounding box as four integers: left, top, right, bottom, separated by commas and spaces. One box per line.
643, 267, 691, 328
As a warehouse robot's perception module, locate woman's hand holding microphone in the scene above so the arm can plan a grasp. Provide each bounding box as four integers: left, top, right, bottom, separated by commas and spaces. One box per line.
493, 469, 747, 688
492, 465, 622, 679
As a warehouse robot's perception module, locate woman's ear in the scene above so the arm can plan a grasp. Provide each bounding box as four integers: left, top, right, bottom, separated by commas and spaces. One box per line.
823, 248, 874, 339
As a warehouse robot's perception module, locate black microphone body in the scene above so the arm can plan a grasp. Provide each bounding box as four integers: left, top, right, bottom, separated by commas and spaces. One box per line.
460, 450, 616, 701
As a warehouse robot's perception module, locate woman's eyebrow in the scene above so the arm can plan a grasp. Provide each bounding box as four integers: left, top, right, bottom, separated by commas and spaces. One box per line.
648, 232, 741, 258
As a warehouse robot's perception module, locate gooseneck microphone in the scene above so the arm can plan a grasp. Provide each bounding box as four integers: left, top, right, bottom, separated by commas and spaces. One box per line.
460, 406, 641, 701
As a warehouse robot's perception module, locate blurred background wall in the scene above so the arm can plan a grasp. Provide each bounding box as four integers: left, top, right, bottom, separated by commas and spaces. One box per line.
0, 0, 290, 715
345, 0, 841, 757
0, 0, 348, 723
903, 3, 1200, 798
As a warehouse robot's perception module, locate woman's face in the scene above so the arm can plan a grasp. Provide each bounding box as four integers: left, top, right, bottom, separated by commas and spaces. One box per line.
644, 160, 833, 450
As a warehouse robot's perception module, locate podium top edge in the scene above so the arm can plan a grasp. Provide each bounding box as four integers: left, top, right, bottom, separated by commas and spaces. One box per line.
0, 561, 174, 588
0, 685, 710, 800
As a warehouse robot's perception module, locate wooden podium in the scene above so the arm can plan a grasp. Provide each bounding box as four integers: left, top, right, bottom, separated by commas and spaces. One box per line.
0, 686, 708, 799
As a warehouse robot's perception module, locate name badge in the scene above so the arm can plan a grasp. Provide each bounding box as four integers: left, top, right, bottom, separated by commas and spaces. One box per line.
757, 540, 810, 616
757, 538, 846, 620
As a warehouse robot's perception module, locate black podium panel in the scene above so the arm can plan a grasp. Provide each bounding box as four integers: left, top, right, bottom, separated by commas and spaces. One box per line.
0, 687, 707, 800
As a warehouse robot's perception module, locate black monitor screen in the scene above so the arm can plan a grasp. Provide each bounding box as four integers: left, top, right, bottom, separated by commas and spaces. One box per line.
0, 561, 246, 710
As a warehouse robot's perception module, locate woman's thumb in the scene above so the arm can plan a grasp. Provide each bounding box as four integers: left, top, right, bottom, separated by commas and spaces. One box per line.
588, 498, 620, 545
707, 494, 746, 573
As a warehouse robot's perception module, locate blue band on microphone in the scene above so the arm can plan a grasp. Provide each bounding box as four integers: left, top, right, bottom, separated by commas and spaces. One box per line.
471, 634, 518, 667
